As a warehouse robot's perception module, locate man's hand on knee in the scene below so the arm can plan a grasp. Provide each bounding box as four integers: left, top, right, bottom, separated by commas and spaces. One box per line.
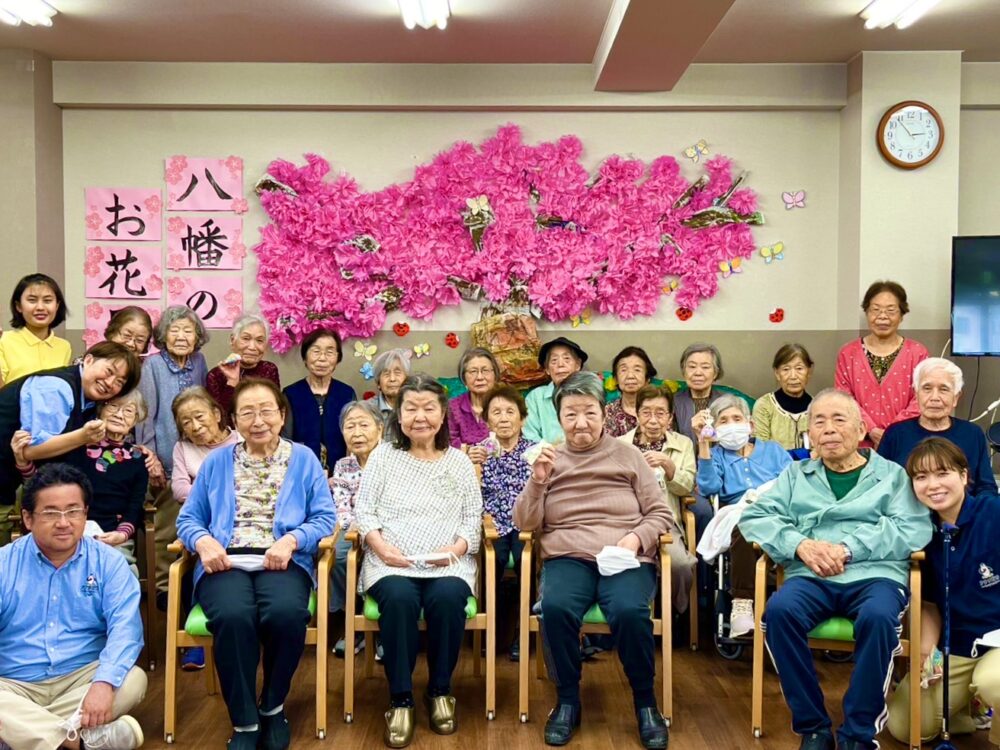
796, 540, 847, 578
80, 681, 114, 728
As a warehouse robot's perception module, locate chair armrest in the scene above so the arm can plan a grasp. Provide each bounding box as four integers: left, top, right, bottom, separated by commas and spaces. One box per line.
910, 551, 925, 562
319, 534, 335, 552
518, 530, 534, 543
345, 524, 360, 547
658, 533, 674, 549
483, 514, 500, 542
682, 496, 696, 507
167, 540, 186, 555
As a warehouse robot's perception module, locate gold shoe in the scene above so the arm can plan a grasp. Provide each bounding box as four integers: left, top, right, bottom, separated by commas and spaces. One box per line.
383, 706, 415, 748
424, 693, 457, 735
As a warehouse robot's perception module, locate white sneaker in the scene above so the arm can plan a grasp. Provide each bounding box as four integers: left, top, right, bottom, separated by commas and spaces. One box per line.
79, 715, 144, 749
729, 598, 755, 638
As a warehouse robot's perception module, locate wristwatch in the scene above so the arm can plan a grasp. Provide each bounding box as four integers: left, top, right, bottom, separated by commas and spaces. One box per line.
841, 544, 853, 564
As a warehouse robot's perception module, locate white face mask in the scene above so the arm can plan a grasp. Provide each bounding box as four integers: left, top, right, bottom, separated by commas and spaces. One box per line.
716, 422, 751, 451
596, 545, 641, 576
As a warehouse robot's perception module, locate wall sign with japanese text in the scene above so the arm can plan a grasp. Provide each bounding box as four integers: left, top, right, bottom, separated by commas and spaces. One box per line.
165, 156, 244, 212
166, 274, 243, 329
85, 188, 162, 242
84, 246, 163, 299
166, 215, 246, 270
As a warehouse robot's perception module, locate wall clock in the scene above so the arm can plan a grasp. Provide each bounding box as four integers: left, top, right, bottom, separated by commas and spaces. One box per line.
877, 100, 944, 170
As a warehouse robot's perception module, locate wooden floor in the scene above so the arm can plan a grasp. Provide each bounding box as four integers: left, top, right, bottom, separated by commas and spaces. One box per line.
132, 630, 995, 750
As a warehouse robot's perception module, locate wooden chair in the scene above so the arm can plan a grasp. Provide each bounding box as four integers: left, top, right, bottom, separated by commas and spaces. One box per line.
10, 503, 157, 670
750, 550, 924, 749
342, 518, 498, 723
163, 537, 332, 743
517, 532, 673, 725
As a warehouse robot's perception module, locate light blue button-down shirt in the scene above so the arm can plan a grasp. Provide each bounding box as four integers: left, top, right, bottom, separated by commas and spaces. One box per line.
0, 534, 142, 686
20, 365, 94, 445
522, 383, 565, 444
696, 438, 792, 506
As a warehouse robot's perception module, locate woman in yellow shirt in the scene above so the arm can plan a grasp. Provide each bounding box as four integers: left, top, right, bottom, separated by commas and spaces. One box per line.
0, 274, 72, 385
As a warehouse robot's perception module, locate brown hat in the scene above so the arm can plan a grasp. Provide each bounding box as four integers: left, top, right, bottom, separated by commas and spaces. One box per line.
538, 337, 588, 368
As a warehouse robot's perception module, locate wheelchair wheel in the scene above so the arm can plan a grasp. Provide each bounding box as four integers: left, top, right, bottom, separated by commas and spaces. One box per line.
716, 640, 744, 661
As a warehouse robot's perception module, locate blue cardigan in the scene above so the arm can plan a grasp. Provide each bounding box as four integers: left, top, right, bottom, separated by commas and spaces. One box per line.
176, 440, 336, 588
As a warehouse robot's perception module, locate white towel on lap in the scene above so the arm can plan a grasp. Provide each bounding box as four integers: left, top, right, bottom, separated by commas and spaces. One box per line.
696, 480, 775, 563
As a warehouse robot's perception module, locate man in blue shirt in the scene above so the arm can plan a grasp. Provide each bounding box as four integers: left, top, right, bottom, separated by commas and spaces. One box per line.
0, 464, 146, 750
879, 357, 998, 498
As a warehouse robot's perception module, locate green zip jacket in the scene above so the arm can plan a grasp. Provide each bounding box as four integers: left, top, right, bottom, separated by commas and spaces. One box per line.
738, 450, 932, 587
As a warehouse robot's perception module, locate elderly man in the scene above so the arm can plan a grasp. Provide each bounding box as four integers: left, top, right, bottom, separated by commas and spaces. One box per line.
878, 357, 997, 498
0, 464, 146, 750
523, 337, 588, 444
739, 389, 933, 750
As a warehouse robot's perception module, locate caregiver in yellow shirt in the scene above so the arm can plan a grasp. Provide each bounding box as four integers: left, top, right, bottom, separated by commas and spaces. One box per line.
0, 274, 72, 385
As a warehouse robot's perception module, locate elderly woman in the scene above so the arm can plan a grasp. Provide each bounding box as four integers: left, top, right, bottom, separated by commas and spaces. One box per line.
476, 384, 532, 659
135, 304, 209, 597
206, 315, 281, 417
283, 328, 356, 474
693, 394, 791, 636
11, 389, 149, 570
171, 387, 242, 504
354, 374, 482, 748
605, 346, 658, 438
523, 337, 587, 444
515, 372, 671, 749
836, 280, 929, 448
104, 306, 153, 357
673, 343, 728, 446
879, 357, 998, 498
328, 400, 383, 657
887, 438, 1000, 747
619, 385, 697, 613
370, 348, 411, 419
176, 378, 335, 749
447, 347, 499, 450
752, 343, 814, 451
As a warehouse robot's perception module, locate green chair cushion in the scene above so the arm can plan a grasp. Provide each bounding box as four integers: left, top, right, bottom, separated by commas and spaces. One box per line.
185, 590, 317, 637
363, 594, 478, 621
808, 616, 854, 642
506, 552, 515, 570
580, 600, 655, 625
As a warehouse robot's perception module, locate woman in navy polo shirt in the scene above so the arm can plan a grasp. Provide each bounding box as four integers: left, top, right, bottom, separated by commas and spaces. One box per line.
887, 437, 1000, 746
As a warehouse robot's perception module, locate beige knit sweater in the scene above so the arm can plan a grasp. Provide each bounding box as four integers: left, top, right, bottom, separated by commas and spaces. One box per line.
513, 432, 672, 564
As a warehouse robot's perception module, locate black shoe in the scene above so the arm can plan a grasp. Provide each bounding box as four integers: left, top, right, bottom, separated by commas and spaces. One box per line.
544, 704, 581, 746
636, 707, 668, 749
798, 731, 835, 750
259, 709, 291, 750
508, 639, 520, 662
226, 729, 260, 750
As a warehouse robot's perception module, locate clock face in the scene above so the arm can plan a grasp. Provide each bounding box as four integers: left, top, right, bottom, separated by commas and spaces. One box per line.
880, 103, 942, 168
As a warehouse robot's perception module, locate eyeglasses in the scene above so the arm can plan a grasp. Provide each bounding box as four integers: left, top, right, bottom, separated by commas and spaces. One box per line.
115, 332, 149, 348
35, 508, 86, 523
308, 347, 339, 360
103, 403, 138, 417
869, 306, 900, 317
235, 408, 281, 422
464, 367, 494, 378
638, 409, 671, 420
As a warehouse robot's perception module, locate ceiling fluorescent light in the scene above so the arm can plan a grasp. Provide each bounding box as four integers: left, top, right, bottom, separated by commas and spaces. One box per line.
398, 0, 450, 30
0, 0, 58, 27
860, 0, 941, 29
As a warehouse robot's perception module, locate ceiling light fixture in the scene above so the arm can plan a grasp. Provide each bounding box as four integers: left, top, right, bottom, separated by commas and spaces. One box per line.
398, 0, 450, 30
860, 0, 942, 30
0, 0, 58, 27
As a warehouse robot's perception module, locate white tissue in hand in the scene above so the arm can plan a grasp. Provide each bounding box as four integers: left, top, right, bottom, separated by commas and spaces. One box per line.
523, 441, 552, 466
596, 545, 641, 576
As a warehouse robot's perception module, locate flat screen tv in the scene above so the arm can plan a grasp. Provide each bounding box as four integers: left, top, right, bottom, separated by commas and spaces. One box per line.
952, 235, 1000, 356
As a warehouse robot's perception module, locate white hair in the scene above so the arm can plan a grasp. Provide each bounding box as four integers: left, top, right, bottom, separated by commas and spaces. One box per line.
808, 388, 864, 428
912, 357, 963, 394
231, 314, 270, 341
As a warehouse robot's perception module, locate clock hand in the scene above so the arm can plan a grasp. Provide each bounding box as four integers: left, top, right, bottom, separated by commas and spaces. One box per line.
899, 121, 913, 137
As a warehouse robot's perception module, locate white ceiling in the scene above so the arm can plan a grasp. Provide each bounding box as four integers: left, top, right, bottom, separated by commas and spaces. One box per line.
0, 0, 998, 65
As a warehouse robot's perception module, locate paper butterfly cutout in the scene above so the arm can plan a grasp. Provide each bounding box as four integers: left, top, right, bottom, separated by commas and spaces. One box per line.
718, 258, 743, 278
465, 195, 490, 216
353, 341, 377, 361
683, 139, 709, 163
760, 242, 785, 264
661, 279, 679, 295
781, 190, 806, 210
570, 309, 592, 328
413, 343, 430, 358
360, 362, 374, 380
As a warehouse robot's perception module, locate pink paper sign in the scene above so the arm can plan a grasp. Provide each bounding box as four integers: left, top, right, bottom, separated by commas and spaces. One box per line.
165, 156, 245, 212
166, 274, 243, 329
84, 246, 163, 300
166, 216, 245, 270
85, 188, 162, 242
82, 302, 162, 351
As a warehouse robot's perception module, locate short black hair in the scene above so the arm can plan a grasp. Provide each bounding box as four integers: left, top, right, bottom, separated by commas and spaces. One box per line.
612, 346, 658, 383
300, 327, 343, 364
862, 280, 910, 316
9, 273, 67, 329
22, 463, 92, 513
386, 374, 451, 452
